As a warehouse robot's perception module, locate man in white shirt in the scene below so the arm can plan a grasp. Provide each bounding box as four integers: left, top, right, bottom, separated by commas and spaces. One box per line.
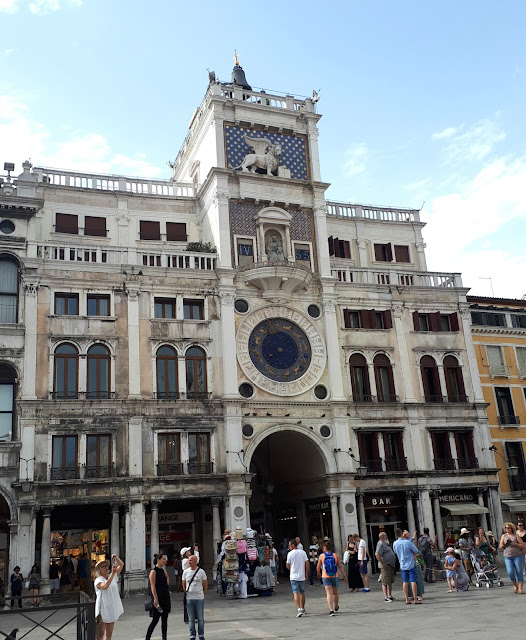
295, 537, 304, 550
353, 534, 370, 591
286, 539, 309, 617
182, 555, 207, 640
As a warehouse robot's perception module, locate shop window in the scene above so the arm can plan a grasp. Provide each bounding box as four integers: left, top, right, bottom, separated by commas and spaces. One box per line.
511, 314, 526, 329
374, 243, 392, 262
53, 343, 79, 399
158, 433, 182, 475
471, 311, 506, 327
154, 297, 176, 319
505, 442, 526, 491
349, 353, 372, 402
374, 353, 396, 402
328, 236, 351, 259
52, 435, 78, 480
495, 387, 518, 425
431, 431, 454, 470
188, 432, 212, 474
140, 220, 161, 240
55, 293, 79, 316
166, 222, 187, 242
0, 256, 19, 323
455, 432, 477, 469
84, 216, 107, 237
420, 355, 442, 403
343, 309, 392, 330
55, 213, 78, 235
383, 431, 407, 471
393, 245, 410, 263
0, 364, 16, 441
87, 294, 110, 317
183, 299, 204, 320
156, 346, 178, 399
185, 346, 207, 399
86, 434, 112, 478
357, 432, 382, 472
87, 344, 111, 399
444, 355, 467, 402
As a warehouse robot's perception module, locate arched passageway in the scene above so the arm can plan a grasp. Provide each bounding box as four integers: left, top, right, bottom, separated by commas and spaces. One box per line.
0, 493, 11, 587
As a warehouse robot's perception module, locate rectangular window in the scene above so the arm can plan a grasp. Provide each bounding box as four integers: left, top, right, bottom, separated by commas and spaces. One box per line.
158, 433, 182, 475
383, 432, 407, 471
357, 432, 382, 472
0, 383, 14, 441
393, 245, 410, 263
517, 347, 526, 377
55, 293, 79, 315
154, 297, 176, 319
86, 434, 111, 478
55, 213, 78, 235
495, 387, 517, 424
328, 237, 351, 259
343, 310, 360, 329
431, 431, 454, 470
471, 311, 506, 327
84, 216, 107, 237
413, 311, 457, 332
511, 314, 526, 329
487, 345, 507, 377
374, 243, 392, 262
440, 315, 451, 331
166, 222, 187, 242
505, 441, 526, 491
343, 309, 392, 330
188, 432, 212, 474
183, 299, 204, 320
52, 435, 78, 480
87, 294, 110, 317
455, 432, 477, 469
418, 314, 429, 331
140, 220, 161, 240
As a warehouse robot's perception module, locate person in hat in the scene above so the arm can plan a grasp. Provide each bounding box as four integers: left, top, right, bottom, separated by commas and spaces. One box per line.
444, 547, 458, 592
181, 545, 200, 572
94, 555, 124, 640
457, 528, 474, 583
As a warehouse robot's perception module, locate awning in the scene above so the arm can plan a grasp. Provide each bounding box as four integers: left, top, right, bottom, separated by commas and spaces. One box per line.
443, 502, 489, 515
502, 500, 526, 513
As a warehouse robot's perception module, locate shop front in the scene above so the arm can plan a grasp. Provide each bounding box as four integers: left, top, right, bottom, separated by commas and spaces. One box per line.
145, 511, 194, 569
306, 498, 332, 541
439, 490, 488, 537
363, 492, 407, 572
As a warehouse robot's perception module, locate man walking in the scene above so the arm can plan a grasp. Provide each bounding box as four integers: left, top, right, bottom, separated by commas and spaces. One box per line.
286, 538, 309, 617
317, 540, 348, 616
393, 529, 421, 605
353, 533, 370, 592
418, 527, 436, 583
182, 555, 207, 640
375, 532, 396, 602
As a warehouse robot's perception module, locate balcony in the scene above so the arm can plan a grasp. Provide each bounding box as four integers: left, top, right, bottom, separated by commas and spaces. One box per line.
434, 458, 456, 471
85, 465, 114, 479
186, 391, 212, 401
384, 457, 408, 472
425, 395, 445, 404
457, 457, 479, 470
332, 266, 462, 289
238, 260, 316, 295
50, 391, 116, 400
489, 365, 510, 378
157, 463, 184, 476
362, 459, 384, 473
498, 415, 521, 426
51, 467, 80, 480
188, 462, 214, 475
154, 392, 181, 400
446, 395, 469, 403
327, 201, 420, 223
377, 394, 399, 403
352, 394, 375, 403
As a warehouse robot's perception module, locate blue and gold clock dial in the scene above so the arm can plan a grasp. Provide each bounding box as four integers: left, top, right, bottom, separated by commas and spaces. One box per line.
248, 318, 312, 382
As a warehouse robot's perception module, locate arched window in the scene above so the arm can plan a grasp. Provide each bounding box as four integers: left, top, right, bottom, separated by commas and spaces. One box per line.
156, 346, 178, 399
0, 256, 19, 323
349, 353, 371, 402
0, 364, 16, 441
54, 344, 79, 399
444, 355, 467, 402
87, 344, 111, 399
420, 355, 442, 403
185, 346, 207, 399
373, 353, 396, 402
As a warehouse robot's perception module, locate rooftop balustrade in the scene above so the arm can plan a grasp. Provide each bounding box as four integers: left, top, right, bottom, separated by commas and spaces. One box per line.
333, 266, 463, 289
326, 201, 421, 223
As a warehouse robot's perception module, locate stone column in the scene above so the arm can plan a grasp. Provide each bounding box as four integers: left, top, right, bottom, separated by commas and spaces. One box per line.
392, 305, 416, 401
357, 493, 367, 540
432, 493, 444, 551
128, 416, 143, 477
307, 124, 321, 182
321, 297, 345, 400
477, 490, 488, 532
40, 507, 52, 594
150, 501, 160, 555
489, 488, 503, 546
313, 204, 332, 277
329, 495, 342, 554
219, 290, 238, 397
17, 507, 33, 575
418, 489, 435, 538
124, 501, 146, 596
21, 282, 38, 399
212, 499, 222, 553
406, 492, 416, 535
126, 287, 141, 398
338, 489, 359, 545
111, 504, 120, 558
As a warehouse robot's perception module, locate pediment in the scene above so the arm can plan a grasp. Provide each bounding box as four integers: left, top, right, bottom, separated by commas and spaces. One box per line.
255, 207, 292, 225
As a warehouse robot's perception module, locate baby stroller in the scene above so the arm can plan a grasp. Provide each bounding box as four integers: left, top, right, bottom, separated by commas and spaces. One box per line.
470, 550, 504, 588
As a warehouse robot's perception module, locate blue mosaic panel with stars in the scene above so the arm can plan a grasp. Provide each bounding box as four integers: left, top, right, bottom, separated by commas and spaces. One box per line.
225, 124, 308, 180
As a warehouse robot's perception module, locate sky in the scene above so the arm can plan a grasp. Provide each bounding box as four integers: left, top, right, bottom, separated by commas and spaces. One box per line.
1, 0, 525, 299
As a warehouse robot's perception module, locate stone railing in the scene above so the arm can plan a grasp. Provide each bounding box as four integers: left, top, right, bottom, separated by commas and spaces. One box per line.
332, 267, 462, 288
33, 242, 217, 270
326, 201, 420, 223
33, 167, 194, 197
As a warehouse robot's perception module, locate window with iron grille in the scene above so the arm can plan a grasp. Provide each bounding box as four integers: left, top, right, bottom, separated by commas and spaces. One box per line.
158, 433, 182, 475
86, 434, 111, 478
52, 435, 78, 479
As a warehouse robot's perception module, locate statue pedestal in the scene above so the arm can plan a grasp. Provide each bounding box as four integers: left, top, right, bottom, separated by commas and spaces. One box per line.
278, 166, 291, 178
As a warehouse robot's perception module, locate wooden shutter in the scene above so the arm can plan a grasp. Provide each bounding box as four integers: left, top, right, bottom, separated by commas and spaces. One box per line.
383, 310, 393, 329
429, 312, 441, 332
140, 221, 160, 240
412, 311, 420, 331
343, 309, 351, 329
359, 310, 370, 329
449, 312, 459, 331
386, 243, 393, 261
374, 243, 383, 261
328, 236, 335, 256
342, 240, 351, 259
394, 245, 410, 262
56, 213, 78, 234
84, 216, 106, 237
166, 222, 187, 241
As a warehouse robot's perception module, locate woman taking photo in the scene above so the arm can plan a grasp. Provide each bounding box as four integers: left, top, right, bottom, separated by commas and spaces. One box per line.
146, 553, 171, 640
28, 565, 40, 607
499, 522, 525, 593
343, 534, 363, 592
94, 555, 124, 640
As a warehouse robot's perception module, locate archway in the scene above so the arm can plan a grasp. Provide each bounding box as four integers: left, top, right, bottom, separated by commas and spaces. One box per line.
247, 429, 332, 555
0, 493, 11, 587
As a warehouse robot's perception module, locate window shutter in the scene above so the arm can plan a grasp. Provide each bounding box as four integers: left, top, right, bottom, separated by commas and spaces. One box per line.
429, 312, 441, 332
343, 240, 351, 259
386, 243, 393, 262
140, 221, 161, 240
369, 309, 377, 328
343, 309, 351, 329
383, 310, 393, 329
84, 216, 106, 237
166, 222, 187, 241
394, 245, 410, 263
328, 236, 335, 256
56, 213, 78, 234
359, 310, 370, 329
412, 311, 420, 331
449, 312, 459, 332
374, 244, 383, 261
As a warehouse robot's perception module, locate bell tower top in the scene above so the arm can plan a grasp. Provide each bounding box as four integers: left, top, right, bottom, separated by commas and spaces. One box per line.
231, 51, 252, 91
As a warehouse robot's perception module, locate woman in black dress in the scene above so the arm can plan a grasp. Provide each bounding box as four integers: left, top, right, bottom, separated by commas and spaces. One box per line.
344, 534, 363, 591
146, 553, 171, 640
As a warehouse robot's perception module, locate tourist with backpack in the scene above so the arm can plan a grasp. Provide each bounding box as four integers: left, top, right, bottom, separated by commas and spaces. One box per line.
417, 527, 436, 583
316, 541, 347, 616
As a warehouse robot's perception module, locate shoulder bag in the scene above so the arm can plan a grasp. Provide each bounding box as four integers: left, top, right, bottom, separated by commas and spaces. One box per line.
144, 574, 154, 612
183, 567, 200, 623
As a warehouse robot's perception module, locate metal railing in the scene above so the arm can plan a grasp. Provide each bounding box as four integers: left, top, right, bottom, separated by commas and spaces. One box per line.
434, 458, 456, 471
50, 391, 115, 400
446, 394, 469, 403
155, 391, 181, 400
424, 395, 445, 403
498, 415, 521, 425
51, 467, 80, 480
384, 457, 408, 472
85, 465, 114, 479
377, 394, 399, 403
188, 461, 214, 475
157, 462, 184, 476
361, 459, 384, 473
457, 457, 479, 470
186, 391, 212, 400
352, 394, 375, 403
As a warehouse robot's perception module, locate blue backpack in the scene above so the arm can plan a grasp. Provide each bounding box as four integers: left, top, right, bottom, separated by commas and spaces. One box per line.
323, 551, 337, 576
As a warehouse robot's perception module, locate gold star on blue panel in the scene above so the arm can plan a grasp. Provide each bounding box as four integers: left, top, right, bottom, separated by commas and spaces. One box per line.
224, 125, 307, 180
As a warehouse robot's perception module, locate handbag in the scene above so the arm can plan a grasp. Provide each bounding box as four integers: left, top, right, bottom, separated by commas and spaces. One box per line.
144, 579, 154, 612
183, 566, 200, 623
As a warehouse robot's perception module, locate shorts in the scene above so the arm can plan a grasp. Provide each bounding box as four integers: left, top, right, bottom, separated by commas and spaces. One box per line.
322, 577, 339, 588
358, 560, 368, 575
271, 566, 277, 576
380, 564, 395, 585
50, 578, 60, 590
290, 580, 306, 594
401, 567, 418, 583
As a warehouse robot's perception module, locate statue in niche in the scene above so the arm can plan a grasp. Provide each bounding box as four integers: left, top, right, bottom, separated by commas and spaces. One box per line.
234, 136, 281, 175
265, 232, 284, 262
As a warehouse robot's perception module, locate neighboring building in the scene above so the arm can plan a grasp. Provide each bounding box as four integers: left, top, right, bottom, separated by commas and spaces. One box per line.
0, 61, 500, 593
468, 295, 526, 524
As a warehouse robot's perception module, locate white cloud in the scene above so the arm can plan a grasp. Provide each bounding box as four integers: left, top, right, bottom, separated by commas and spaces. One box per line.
435, 119, 506, 164
0, 0, 18, 12
343, 142, 368, 178
0, 0, 81, 13
423, 156, 526, 298
0, 94, 163, 178
432, 126, 461, 140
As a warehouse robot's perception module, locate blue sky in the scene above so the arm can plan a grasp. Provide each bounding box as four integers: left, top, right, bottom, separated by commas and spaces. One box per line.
1, 0, 525, 298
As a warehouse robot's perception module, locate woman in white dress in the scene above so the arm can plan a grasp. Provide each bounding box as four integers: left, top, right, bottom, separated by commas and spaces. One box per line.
94, 555, 124, 640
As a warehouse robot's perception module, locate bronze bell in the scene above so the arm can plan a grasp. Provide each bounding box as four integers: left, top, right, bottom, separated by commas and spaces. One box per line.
231, 64, 252, 91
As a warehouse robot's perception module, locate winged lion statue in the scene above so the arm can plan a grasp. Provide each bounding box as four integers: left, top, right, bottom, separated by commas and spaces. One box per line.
233, 136, 281, 175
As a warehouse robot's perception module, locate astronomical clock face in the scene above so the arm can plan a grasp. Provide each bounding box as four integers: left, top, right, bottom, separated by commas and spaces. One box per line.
236, 305, 326, 396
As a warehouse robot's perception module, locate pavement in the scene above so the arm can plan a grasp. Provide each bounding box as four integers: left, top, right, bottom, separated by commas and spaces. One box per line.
2, 575, 523, 640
